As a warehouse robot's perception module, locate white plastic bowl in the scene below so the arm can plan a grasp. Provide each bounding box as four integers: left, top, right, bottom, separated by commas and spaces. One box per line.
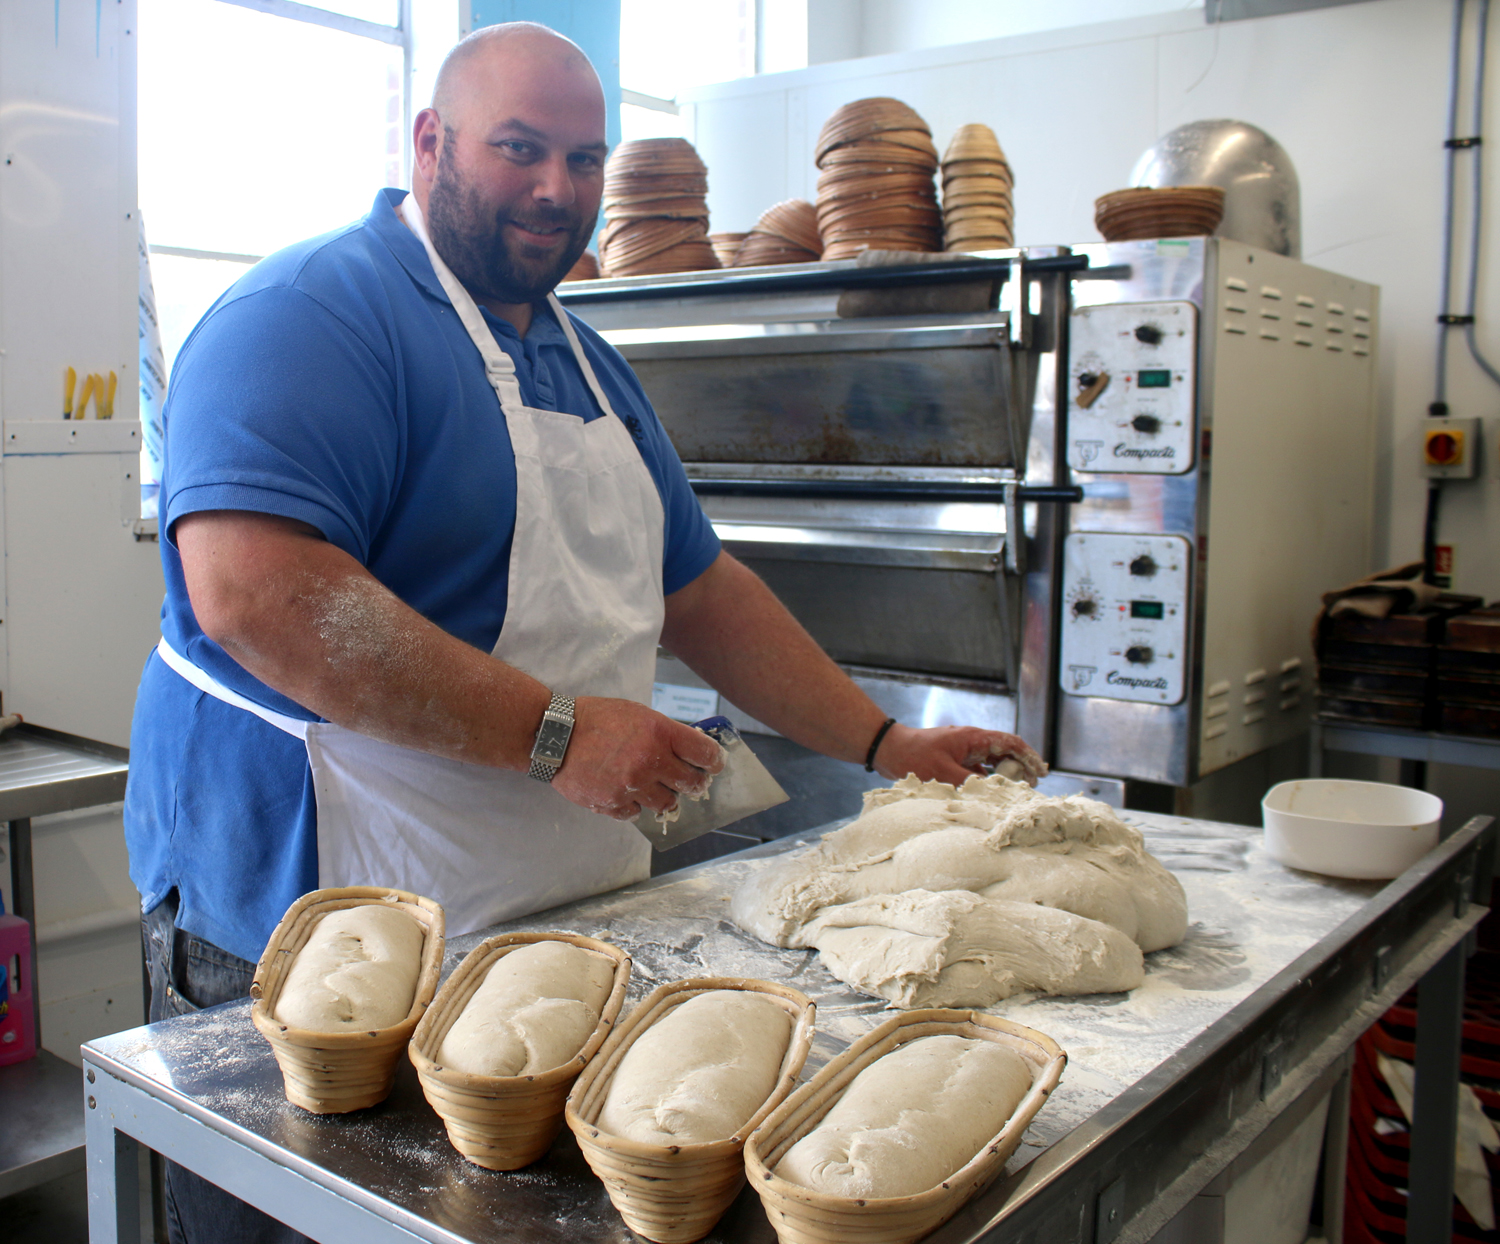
1262, 779, 1443, 880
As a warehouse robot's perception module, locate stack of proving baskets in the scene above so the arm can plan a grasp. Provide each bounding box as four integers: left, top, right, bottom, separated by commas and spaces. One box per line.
745, 1009, 1066, 1244
565, 977, 816, 1244
733, 200, 822, 267
599, 138, 720, 277
409, 931, 632, 1170
250, 886, 445, 1114
814, 98, 942, 261
941, 124, 1015, 252
708, 232, 748, 266
1094, 185, 1225, 242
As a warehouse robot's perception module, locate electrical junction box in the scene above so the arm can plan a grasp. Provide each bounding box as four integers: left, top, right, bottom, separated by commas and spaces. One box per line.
1422, 417, 1481, 479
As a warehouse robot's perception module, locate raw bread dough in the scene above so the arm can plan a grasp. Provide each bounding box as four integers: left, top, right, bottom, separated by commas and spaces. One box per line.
730, 774, 1186, 1007
805, 890, 1144, 1008
597, 990, 792, 1145
438, 941, 615, 1077
273, 903, 424, 1032
777, 1034, 1033, 1198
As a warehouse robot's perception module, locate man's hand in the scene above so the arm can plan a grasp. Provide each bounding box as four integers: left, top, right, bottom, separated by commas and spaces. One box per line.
867, 725, 1047, 788
664, 552, 1047, 788
552, 699, 725, 821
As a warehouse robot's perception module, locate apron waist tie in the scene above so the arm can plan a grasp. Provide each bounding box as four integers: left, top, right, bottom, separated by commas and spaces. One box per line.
154, 638, 311, 741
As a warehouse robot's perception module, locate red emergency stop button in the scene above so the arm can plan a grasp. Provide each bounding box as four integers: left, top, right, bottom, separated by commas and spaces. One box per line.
1424, 429, 1465, 467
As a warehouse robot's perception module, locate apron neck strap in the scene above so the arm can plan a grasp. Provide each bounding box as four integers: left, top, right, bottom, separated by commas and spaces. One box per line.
545, 292, 621, 423
401, 192, 526, 412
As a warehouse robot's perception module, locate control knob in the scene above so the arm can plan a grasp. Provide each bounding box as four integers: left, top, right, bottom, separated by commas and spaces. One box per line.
1135, 324, 1164, 345
1131, 414, 1161, 434
1072, 596, 1098, 619
1129, 555, 1158, 577
1125, 645, 1154, 665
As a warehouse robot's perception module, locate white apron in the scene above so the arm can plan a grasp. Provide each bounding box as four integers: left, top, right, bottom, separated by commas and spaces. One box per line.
157, 193, 663, 935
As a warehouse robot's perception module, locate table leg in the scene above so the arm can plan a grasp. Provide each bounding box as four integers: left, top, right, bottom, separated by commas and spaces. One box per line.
7, 817, 41, 1045
86, 1068, 143, 1244
1319, 1055, 1350, 1244
1407, 940, 1465, 1244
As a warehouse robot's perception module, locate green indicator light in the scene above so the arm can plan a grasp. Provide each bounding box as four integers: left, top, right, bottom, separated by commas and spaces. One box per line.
1138, 369, 1172, 388
1131, 600, 1165, 619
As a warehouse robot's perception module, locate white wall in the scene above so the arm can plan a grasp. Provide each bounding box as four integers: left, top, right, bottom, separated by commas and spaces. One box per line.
0, 0, 155, 1061
854, 0, 1205, 55
682, 0, 1500, 819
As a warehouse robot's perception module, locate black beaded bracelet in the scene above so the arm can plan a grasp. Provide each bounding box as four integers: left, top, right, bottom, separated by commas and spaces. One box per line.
864, 717, 898, 772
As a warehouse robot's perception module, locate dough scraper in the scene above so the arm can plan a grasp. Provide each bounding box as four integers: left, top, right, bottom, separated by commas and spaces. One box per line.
633, 716, 789, 852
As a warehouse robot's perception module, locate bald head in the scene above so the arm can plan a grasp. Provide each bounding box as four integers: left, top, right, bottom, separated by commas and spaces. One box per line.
432, 23, 599, 129
411, 21, 606, 328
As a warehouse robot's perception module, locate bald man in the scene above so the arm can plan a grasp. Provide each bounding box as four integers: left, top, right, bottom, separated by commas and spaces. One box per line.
127, 27, 1038, 1240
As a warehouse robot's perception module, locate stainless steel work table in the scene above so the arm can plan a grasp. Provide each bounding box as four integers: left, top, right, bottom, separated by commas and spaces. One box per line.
84, 811, 1496, 1244
0, 723, 129, 1200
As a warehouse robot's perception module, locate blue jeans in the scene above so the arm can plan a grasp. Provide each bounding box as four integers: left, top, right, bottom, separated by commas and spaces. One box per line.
143, 893, 314, 1244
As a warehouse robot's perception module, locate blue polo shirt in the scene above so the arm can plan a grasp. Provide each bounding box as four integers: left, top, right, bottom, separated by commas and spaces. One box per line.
124, 188, 720, 963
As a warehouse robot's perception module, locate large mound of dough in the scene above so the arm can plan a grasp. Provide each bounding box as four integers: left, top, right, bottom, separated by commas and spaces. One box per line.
731, 775, 1186, 1007
438, 941, 615, 1077
777, 1034, 1033, 1198
274, 903, 425, 1032
597, 990, 792, 1145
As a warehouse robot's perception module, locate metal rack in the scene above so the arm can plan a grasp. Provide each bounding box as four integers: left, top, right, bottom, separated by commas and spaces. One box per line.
0, 724, 128, 1200
81, 811, 1494, 1244
1311, 716, 1500, 779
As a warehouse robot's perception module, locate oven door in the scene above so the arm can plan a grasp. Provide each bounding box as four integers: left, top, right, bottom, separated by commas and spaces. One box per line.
713, 517, 1017, 686
612, 317, 1034, 471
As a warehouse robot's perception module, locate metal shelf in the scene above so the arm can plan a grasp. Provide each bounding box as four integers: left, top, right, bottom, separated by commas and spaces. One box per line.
0, 723, 129, 823
0, 1050, 85, 1198
1310, 716, 1500, 775
1, 723, 129, 1201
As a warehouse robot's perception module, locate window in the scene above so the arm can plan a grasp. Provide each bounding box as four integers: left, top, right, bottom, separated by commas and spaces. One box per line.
138, 0, 409, 371
617, 0, 755, 141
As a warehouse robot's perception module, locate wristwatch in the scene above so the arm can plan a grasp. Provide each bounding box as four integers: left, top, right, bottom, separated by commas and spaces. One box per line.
528, 693, 576, 783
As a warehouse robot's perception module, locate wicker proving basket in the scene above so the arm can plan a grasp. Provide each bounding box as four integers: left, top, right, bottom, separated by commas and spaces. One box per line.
565, 977, 816, 1244
250, 886, 445, 1114
409, 932, 632, 1170
744, 1009, 1066, 1244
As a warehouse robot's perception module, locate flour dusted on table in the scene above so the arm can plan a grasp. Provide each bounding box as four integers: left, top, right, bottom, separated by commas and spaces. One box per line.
731, 775, 1186, 1007
597, 990, 791, 1145
438, 941, 615, 1077
273, 903, 424, 1031
777, 1034, 1034, 1198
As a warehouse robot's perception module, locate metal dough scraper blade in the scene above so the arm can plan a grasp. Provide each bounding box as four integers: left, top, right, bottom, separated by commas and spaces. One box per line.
634, 716, 789, 852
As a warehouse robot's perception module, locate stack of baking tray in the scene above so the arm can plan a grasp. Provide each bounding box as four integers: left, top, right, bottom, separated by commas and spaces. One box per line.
1316, 596, 1482, 728
1440, 609, 1500, 737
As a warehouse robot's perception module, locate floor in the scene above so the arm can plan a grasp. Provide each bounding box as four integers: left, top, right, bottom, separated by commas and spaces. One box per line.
4, 1148, 158, 1243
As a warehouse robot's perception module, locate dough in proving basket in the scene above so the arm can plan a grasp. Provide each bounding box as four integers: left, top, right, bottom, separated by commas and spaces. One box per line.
437, 940, 615, 1077
273, 903, 425, 1032
596, 990, 792, 1144
776, 1034, 1033, 1198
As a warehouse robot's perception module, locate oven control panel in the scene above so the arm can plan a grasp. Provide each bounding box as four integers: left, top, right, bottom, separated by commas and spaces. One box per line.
1060, 532, 1191, 705
1067, 300, 1197, 475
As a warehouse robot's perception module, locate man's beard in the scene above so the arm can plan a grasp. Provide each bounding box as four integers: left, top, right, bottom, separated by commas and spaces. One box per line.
425, 153, 593, 304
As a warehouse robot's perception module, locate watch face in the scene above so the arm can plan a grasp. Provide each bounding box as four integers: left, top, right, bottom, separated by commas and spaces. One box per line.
535, 716, 572, 765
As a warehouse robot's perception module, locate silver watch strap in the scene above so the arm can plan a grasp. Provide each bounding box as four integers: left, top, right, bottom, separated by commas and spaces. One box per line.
528, 693, 576, 783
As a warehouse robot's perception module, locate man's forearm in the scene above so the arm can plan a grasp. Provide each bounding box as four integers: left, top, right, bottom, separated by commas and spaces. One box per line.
178, 511, 548, 769
660, 552, 888, 764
